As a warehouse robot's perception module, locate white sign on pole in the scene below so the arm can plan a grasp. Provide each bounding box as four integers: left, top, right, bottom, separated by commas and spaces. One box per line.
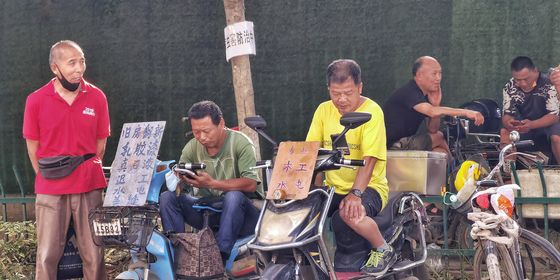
104, 121, 166, 206
224, 21, 256, 61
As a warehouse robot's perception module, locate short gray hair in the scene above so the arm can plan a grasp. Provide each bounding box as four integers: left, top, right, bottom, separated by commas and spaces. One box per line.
49, 40, 83, 65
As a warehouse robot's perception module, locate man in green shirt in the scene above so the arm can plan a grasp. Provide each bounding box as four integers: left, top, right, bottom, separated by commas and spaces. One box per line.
160, 100, 262, 260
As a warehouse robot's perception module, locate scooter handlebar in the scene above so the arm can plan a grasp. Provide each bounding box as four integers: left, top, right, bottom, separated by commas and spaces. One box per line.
176, 163, 206, 170
173, 163, 206, 178
256, 160, 270, 166
251, 160, 273, 170
337, 158, 365, 166
513, 140, 534, 149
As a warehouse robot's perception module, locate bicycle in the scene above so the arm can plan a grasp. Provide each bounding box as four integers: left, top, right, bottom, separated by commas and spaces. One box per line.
444, 111, 501, 170
450, 131, 560, 279
422, 117, 500, 249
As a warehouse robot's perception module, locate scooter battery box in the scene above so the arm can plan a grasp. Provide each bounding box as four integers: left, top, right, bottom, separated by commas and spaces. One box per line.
386, 151, 447, 195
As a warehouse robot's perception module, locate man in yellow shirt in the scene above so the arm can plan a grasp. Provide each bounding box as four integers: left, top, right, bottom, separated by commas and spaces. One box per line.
306, 59, 393, 276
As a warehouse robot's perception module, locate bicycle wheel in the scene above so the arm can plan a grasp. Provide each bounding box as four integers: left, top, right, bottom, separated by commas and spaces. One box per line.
517, 228, 560, 279
453, 214, 472, 249
473, 241, 518, 280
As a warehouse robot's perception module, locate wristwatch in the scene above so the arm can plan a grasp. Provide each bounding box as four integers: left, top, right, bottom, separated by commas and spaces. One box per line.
350, 188, 363, 198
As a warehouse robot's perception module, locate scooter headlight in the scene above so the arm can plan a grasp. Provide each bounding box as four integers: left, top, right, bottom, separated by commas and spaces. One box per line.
256, 207, 311, 245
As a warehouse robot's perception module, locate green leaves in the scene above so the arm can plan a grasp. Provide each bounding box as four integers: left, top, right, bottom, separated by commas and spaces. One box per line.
0, 221, 37, 279
0, 221, 132, 279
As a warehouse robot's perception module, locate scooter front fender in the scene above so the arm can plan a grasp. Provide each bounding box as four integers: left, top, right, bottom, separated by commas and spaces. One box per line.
145, 231, 175, 280
261, 262, 296, 280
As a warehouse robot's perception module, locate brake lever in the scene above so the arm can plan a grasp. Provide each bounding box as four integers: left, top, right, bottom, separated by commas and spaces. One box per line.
504, 152, 543, 163
516, 152, 540, 161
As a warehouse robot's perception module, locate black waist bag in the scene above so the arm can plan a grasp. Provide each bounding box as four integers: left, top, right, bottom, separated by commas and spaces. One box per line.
38, 154, 95, 179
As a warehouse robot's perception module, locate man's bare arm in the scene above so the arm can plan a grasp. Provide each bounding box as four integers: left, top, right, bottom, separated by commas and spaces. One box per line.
26, 140, 39, 174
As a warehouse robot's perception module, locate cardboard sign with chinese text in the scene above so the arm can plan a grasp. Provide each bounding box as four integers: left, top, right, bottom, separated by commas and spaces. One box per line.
267, 141, 320, 200
104, 121, 166, 206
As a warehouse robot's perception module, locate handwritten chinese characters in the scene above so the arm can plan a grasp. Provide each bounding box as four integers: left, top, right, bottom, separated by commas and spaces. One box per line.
224, 21, 256, 61
267, 141, 319, 200
104, 121, 166, 206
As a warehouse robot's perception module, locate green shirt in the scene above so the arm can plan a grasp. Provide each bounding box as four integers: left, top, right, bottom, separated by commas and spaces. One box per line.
179, 129, 263, 198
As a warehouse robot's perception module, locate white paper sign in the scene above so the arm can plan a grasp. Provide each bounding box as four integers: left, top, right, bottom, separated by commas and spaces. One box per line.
224, 21, 256, 61
104, 121, 166, 206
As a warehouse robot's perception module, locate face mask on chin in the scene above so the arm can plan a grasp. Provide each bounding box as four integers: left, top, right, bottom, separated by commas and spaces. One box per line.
55, 66, 80, 92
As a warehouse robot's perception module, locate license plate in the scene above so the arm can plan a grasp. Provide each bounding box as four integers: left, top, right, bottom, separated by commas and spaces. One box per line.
93, 219, 122, 236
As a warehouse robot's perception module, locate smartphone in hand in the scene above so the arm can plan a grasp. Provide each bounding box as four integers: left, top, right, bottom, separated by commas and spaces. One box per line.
174, 166, 197, 179
173, 163, 205, 180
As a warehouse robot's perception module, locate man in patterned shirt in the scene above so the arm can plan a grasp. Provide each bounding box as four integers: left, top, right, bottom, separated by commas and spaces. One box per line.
501, 56, 560, 163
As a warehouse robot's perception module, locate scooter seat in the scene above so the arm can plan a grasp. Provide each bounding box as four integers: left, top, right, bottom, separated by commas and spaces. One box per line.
193, 196, 224, 212
373, 192, 404, 234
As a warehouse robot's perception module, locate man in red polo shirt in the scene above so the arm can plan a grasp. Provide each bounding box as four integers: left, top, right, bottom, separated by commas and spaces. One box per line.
23, 40, 110, 280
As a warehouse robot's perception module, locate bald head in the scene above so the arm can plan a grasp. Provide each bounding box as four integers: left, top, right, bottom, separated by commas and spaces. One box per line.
413, 56, 442, 94
412, 56, 439, 77
49, 40, 84, 65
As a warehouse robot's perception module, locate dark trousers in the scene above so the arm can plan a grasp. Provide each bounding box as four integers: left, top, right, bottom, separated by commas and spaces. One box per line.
159, 191, 260, 253
329, 188, 383, 251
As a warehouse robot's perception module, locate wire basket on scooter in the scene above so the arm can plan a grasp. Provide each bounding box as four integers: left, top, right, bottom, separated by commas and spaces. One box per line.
88, 206, 159, 249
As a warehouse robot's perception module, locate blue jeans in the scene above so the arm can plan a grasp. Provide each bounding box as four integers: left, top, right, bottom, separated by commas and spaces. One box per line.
159, 191, 260, 254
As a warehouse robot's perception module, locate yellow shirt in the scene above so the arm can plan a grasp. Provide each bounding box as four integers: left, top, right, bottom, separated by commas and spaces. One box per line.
306, 98, 388, 207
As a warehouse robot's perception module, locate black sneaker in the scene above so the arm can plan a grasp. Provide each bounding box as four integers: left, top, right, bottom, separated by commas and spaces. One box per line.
360, 246, 397, 276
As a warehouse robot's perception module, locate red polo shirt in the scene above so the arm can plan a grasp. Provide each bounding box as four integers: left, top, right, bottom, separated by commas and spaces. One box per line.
23, 78, 111, 194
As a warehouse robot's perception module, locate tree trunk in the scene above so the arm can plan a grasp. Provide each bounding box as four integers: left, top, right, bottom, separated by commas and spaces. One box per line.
223, 0, 261, 159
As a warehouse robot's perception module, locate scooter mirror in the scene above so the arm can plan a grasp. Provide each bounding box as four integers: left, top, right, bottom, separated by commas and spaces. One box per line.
245, 115, 267, 130
245, 115, 278, 148
340, 112, 372, 129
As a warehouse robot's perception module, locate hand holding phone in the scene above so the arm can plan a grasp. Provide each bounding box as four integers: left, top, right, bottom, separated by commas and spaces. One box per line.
177, 168, 196, 179
173, 162, 206, 180
511, 120, 522, 127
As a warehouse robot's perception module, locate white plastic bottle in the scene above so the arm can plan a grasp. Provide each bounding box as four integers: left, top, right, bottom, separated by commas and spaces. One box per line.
450, 165, 477, 209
